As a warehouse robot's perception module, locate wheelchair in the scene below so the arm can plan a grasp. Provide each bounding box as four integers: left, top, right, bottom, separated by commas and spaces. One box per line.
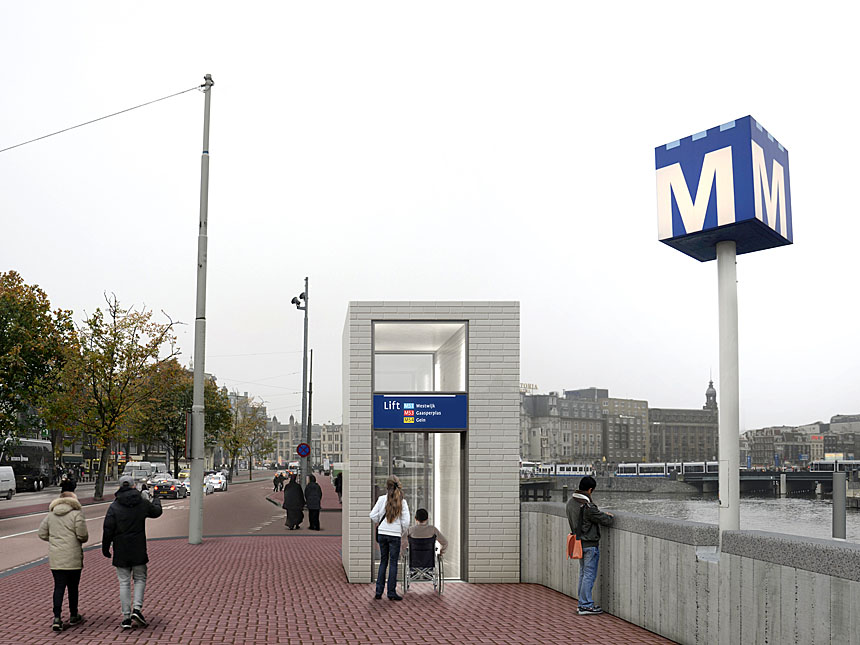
401, 536, 444, 595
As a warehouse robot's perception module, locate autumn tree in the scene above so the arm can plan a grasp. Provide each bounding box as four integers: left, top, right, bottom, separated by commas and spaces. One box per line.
243, 403, 275, 480
65, 295, 179, 500
0, 271, 74, 444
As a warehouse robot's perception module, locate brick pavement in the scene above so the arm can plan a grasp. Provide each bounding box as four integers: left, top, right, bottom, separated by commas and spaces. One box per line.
0, 534, 674, 645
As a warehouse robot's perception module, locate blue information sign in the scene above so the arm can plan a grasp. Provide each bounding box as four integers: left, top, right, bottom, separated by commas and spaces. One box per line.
373, 394, 468, 431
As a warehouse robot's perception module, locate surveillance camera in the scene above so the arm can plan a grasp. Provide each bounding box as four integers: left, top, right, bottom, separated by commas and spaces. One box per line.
300, 292, 306, 300
291, 297, 300, 306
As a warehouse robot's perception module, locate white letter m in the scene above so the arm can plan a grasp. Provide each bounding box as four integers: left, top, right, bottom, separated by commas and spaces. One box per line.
751, 141, 788, 237
656, 146, 735, 240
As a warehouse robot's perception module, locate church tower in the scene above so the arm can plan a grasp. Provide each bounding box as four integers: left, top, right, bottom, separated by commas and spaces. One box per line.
704, 380, 717, 411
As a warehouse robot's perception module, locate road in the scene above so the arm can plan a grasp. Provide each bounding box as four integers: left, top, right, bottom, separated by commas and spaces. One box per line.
0, 475, 303, 575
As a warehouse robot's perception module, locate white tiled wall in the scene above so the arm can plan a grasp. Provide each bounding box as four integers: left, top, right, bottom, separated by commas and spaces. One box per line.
342, 302, 520, 583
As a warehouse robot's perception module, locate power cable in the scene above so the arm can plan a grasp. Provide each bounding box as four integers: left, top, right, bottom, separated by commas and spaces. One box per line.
0, 84, 203, 155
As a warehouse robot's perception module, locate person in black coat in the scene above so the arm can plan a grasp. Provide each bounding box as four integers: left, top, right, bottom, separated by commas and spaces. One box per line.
102, 476, 162, 629
334, 472, 343, 504
282, 474, 305, 530
304, 475, 323, 530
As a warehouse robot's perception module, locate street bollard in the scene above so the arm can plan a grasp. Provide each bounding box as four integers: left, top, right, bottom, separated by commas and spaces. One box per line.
562, 485, 569, 503
833, 471, 846, 540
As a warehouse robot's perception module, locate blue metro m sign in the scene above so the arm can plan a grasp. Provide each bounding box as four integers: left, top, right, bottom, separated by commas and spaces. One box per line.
655, 116, 792, 261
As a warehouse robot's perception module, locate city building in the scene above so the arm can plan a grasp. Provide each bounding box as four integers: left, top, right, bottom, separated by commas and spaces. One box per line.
520, 391, 603, 464
830, 414, 860, 435
648, 381, 718, 463
320, 423, 343, 464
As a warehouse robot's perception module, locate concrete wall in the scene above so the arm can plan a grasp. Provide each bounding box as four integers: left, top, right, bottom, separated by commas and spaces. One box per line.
521, 502, 860, 645
343, 301, 520, 583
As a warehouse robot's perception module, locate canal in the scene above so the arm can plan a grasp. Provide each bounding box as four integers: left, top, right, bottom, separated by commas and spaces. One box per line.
550, 490, 860, 543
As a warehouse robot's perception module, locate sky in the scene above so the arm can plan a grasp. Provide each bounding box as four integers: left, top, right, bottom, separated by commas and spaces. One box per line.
1, 2, 857, 432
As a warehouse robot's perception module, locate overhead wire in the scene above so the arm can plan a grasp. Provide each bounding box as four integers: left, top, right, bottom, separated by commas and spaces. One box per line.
0, 84, 203, 154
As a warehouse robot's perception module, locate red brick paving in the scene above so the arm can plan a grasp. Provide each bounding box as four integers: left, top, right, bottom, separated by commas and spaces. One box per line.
0, 535, 674, 644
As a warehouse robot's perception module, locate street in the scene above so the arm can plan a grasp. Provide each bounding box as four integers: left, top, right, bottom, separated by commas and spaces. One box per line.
0, 475, 332, 575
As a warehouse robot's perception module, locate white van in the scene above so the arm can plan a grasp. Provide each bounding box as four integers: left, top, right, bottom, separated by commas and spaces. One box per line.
0, 466, 15, 500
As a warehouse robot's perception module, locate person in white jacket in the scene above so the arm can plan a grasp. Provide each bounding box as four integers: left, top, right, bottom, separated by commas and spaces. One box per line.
369, 476, 410, 600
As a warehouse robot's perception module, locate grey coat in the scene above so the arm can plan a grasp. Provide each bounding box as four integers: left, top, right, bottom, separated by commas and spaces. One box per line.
38, 495, 89, 569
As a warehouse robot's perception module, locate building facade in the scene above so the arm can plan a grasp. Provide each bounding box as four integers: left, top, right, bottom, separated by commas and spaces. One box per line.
648, 381, 719, 463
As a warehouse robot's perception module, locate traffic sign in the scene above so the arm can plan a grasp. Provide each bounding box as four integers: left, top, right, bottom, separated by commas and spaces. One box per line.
296, 443, 310, 458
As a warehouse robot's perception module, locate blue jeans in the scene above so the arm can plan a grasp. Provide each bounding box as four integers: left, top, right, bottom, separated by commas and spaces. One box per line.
116, 564, 147, 618
577, 546, 600, 608
375, 534, 401, 597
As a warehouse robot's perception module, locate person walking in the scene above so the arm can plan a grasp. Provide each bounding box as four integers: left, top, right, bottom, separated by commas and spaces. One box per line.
334, 472, 343, 504
38, 488, 88, 632
369, 476, 410, 600
272, 473, 279, 492
282, 473, 305, 530
102, 475, 163, 629
567, 475, 613, 615
305, 474, 323, 530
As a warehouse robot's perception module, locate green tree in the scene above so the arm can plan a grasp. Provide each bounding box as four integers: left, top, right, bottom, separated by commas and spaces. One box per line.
67, 295, 179, 500
0, 271, 74, 440
243, 402, 274, 480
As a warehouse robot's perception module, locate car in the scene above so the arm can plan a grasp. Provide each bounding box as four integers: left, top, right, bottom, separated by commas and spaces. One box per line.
178, 469, 191, 480
182, 475, 215, 495
152, 479, 188, 499
209, 473, 228, 492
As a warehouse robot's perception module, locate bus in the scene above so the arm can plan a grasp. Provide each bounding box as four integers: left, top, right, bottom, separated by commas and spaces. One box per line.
0, 437, 54, 491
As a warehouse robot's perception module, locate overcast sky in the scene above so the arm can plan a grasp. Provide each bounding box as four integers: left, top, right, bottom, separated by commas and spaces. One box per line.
1, 2, 857, 432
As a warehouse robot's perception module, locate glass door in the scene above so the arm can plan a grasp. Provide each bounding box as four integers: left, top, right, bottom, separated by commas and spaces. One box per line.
372, 431, 462, 580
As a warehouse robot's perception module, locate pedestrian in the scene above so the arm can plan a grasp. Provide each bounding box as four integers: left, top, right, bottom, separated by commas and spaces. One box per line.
279, 473, 285, 492
334, 472, 343, 504
282, 473, 305, 530
369, 476, 410, 600
38, 489, 88, 632
404, 508, 448, 555
305, 474, 323, 530
102, 475, 163, 629
567, 475, 614, 615
272, 473, 279, 492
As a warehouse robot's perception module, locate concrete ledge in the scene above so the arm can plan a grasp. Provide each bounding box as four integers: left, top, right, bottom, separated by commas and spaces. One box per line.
521, 502, 719, 546
722, 530, 860, 582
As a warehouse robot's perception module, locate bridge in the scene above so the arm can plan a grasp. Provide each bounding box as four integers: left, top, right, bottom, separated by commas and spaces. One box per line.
679, 470, 838, 494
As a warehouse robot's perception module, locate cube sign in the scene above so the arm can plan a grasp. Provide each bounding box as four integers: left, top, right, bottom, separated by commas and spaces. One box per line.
655, 116, 792, 262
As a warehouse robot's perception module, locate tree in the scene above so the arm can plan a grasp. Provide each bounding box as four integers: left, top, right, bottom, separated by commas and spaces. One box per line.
132, 359, 190, 477
65, 295, 179, 500
0, 271, 74, 440
244, 403, 274, 480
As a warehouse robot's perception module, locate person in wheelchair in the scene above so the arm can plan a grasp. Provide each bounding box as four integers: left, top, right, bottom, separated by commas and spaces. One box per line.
404, 508, 448, 556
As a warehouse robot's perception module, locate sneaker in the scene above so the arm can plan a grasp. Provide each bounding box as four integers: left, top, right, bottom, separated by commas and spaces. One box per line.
577, 606, 604, 615
69, 614, 83, 626
131, 608, 148, 627
121, 618, 133, 629
52, 618, 63, 632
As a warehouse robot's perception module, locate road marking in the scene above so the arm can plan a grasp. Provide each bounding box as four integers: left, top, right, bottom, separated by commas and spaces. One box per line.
0, 513, 107, 540
0, 500, 111, 522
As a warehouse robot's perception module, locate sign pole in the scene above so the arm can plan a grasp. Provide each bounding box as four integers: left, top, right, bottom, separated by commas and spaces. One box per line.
717, 240, 740, 535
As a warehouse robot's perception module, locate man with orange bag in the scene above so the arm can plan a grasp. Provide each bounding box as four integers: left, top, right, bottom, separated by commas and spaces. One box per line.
566, 476, 613, 615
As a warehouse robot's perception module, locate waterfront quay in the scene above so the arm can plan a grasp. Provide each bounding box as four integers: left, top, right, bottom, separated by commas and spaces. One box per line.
0, 478, 669, 645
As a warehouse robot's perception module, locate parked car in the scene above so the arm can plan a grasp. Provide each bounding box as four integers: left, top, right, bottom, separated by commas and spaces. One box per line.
209, 473, 228, 492
152, 479, 187, 499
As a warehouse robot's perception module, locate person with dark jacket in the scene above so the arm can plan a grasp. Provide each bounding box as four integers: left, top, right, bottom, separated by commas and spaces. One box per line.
334, 472, 343, 504
102, 475, 163, 629
272, 474, 279, 492
38, 491, 88, 632
304, 475, 323, 530
282, 473, 305, 530
566, 475, 613, 616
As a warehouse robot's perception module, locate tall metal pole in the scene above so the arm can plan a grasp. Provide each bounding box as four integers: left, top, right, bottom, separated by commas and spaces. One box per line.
308, 349, 314, 472
833, 471, 847, 539
300, 277, 309, 490
189, 74, 213, 545
717, 240, 740, 538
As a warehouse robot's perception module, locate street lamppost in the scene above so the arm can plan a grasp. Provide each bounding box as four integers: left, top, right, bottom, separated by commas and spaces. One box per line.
291, 277, 309, 490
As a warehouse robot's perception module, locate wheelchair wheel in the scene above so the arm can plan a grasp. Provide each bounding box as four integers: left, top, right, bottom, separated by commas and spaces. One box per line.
436, 553, 444, 595
401, 550, 410, 594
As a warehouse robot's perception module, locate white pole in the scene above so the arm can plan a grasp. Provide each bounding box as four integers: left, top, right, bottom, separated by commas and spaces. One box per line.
717, 240, 740, 536
300, 277, 309, 490
189, 74, 213, 545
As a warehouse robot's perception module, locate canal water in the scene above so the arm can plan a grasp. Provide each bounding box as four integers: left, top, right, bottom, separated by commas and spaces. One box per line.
550, 490, 860, 543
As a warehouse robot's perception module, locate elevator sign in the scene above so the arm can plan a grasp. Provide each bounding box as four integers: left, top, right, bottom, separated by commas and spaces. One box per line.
655, 115, 792, 262
373, 394, 468, 431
